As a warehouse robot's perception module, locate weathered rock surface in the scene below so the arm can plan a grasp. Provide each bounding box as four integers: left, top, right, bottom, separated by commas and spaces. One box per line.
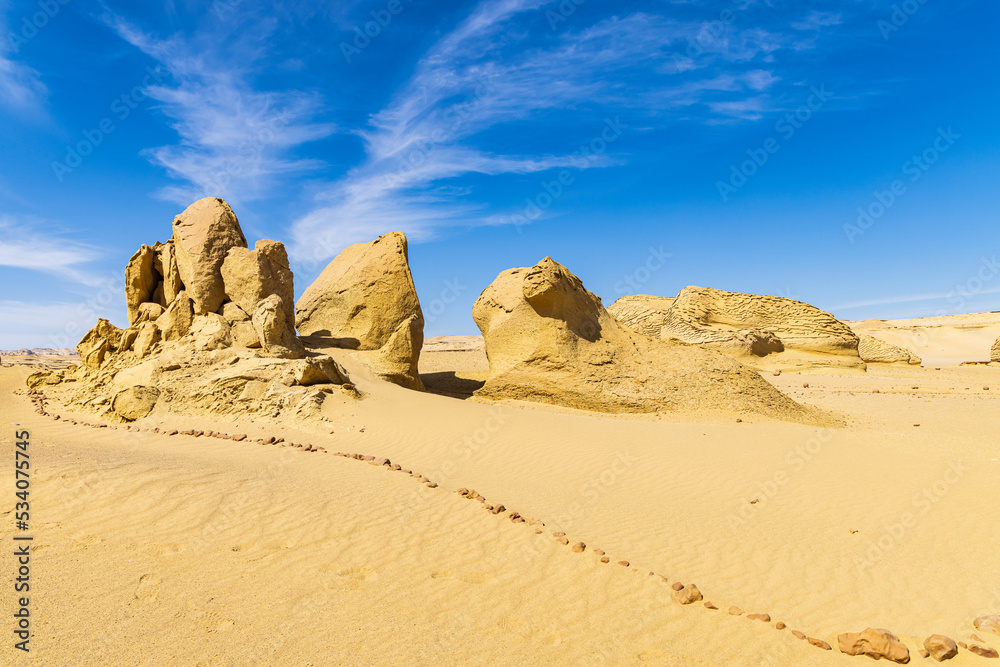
605, 294, 676, 337
77, 319, 124, 369
136, 302, 165, 323
923, 635, 958, 662
221, 240, 295, 323
609, 288, 864, 371
296, 232, 424, 390
253, 295, 304, 359
132, 321, 160, 358
472, 257, 819, 421
191, 313, 233, 351
992, 336, 1000, 362
171, 197, 247, 315
156, 292, 195, 341
838, 628, 910, 663
125, 245, 158, 325
858, 334, 922, 365
112, 385, 160, 421
154, 240, 184, 306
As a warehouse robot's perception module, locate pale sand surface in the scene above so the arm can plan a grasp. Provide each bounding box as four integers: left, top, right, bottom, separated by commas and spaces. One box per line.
2, 321, 999, 665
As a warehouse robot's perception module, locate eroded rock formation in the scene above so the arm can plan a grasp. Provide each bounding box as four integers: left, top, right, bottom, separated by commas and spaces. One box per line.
608, 288, 865, 372
857, 334, 922, 365
471, 257, 821, 421
296, 232, 424, 390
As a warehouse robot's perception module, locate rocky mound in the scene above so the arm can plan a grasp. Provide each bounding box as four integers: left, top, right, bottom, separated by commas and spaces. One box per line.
604, 294, 676, 338
296, 232, 424, 391
993, 335, 1000, 363
26, 197, 356, 424
857, 334, 921, 365
608, 287, 864, 372
471, 257, 821, 421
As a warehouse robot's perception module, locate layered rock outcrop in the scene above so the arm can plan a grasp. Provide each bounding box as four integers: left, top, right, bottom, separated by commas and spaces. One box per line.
296, 232, 424, 390
471, 257, 819, 421
857, 334, 922, 365
608, 287, 865, 372
992, 336, 1000, 363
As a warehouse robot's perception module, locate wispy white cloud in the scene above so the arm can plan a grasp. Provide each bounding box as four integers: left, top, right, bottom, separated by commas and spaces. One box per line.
288, 6, 795, 263
0, 215, 102, 285
0, 5, 47, 111
104, 12, 335, 207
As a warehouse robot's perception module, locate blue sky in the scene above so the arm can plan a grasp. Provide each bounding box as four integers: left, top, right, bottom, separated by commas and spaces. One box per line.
1, 0, 998, 348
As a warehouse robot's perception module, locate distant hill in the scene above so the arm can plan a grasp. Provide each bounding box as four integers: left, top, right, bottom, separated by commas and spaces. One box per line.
0, 348, 78, 356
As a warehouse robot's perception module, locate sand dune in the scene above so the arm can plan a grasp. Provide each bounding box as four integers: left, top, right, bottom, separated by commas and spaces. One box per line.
4, 345, 999, 665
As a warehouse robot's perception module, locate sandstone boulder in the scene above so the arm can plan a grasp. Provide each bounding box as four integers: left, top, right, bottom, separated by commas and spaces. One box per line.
220, 301, 250, 323
112, 385, 160, 421
154, 240, 184, 306
77, 318, 124, 369
471, 257, 817, 420
221, 240, 295, 323
136, 302, 165, 323
172, 197, 247, 314
156, 291, 195, 341
857, 334, 922, 365
838, 628, 910, 664
296, 232, 424, 390
191, 313, 233, 351
609, 288, 864, 371
125, 245, 158, 324
292, 356, 347, 386
992, 337, 1000, 363
133, 321, 160, 358
923, 635, 958, 662
253, 294, 304, 359
230, 321, 261, 348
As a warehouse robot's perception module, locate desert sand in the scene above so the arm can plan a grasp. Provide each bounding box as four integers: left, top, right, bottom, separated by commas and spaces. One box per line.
2, 200, 999, 666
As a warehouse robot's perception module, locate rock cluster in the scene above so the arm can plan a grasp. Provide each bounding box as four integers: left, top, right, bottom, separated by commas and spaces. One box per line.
608, 288, 865, 372
857, 334, 922, 365
472, 257, 821, 421
296, 232, 424, 390
119, 197, 301, 359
